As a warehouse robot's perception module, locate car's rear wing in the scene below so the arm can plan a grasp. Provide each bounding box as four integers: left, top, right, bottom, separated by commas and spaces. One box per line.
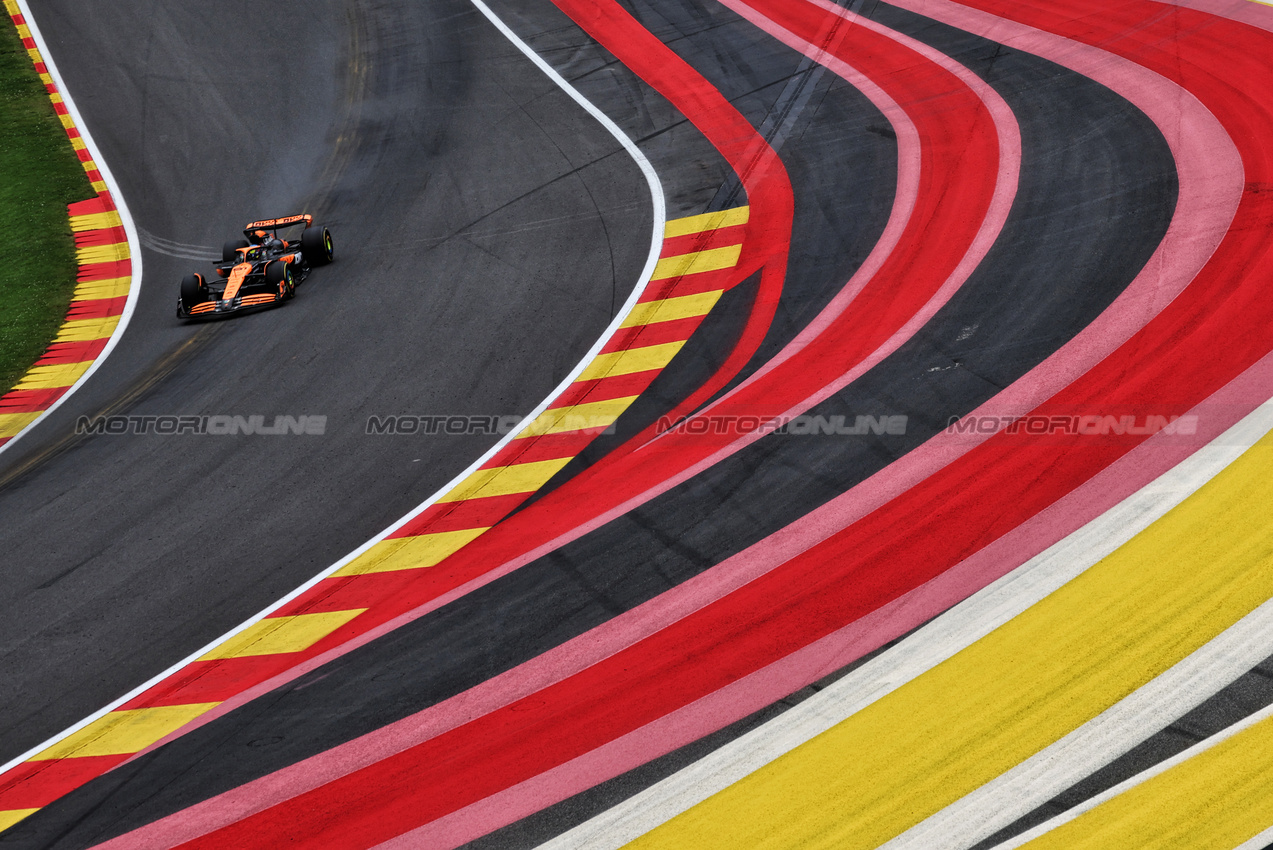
243, 214, 313, 239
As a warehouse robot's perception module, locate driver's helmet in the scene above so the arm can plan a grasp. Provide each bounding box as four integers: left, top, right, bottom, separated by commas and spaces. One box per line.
244, 245, 265, 262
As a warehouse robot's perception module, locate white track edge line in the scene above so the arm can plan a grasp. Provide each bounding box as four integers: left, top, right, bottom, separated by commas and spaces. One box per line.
0, 0, 145, 459
998, 694, 1273, 847
1235, 823, 1273, 850
535, 399, 1273, 850
887, 594, 1273, 848
0, 0, 665, 782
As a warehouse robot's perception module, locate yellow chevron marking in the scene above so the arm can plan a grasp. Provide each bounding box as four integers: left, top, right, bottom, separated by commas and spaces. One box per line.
12, 360, 91, 391
69, 135, 85, 150
651, 245, 741, 281
0, 809, 37, 832
199, 610, 366, 660
622, 290, 724, 328
664, 207, 750, 238
54, 315, 118, 343
0, 411, 42, 439
31, 703, 218, 760
69, 210, 122, 232
438, 457, 573, 503
90, 180, 107, 192
579, 341, 685, 381
519, 396, 638, 437
75, 242, 128, 265
334, 528, 493, 576
632, 434, 1273, 849
1023, 711, 1273, 848
56, 111, 72, 130
72, 276, 130, 301
15, 23, 29, 38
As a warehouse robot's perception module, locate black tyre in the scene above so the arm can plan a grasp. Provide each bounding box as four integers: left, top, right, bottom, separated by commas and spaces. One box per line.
180, 273, 206, 311
222, 239, 249, 263
266, 261, 295, 300
300, 225, 333, 267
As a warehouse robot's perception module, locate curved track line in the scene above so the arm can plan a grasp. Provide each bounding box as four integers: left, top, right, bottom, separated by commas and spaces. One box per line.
533, 350, 1273, 850
0, 0, 143, 459
1000, 704, 1273, 847
52, 0, 796, 782
92, 5, 1021, 847
886, 596, 1273, 847
692, 0, 1016, 414
0, 0, 666, 829
539, 1, 1273, 844
212, 0, 1019, 704
433, 0, 1237, 608
617, 393, 1273, 848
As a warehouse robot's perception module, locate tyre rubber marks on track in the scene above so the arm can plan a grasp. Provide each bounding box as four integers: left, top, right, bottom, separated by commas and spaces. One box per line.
0, 207, 749, 833
554, 0, 1273, 845
80, 2, 1025, 846
0, 2, 130, 449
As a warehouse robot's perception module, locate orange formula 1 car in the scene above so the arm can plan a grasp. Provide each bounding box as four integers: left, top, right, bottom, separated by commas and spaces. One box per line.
176, 214, 333, 320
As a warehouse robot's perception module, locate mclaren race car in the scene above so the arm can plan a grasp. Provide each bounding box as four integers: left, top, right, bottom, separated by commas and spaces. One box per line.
176, 214, 333, 319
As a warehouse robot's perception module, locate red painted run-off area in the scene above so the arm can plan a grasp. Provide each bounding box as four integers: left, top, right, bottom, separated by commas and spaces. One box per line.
161, 0, 1018, 843
66, 1, 1273, 848
158, 3, 1273, 849
216, 0, 1001, 666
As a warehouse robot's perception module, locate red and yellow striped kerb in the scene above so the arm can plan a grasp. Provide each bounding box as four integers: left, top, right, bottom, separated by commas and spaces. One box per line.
0, 205, 750, 831
0, 1, 131, 450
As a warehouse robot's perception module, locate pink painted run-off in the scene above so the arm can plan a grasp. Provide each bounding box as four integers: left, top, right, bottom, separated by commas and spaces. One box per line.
409, 0, 1241, 603
364, 330, 1273, 850
1159, 0, 1273, 30
95, 5, 1248, 849
113, 0, 1234, 829
106, 0, 954, 766
100, 341, 1273, 850
92, 6, 1020, 848
688, 0, 1020, 412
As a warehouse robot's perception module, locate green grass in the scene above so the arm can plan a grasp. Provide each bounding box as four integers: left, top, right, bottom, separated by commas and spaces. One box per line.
0, 15, 93, 395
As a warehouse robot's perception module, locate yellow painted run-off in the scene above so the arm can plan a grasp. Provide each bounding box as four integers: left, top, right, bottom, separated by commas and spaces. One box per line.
628, 433, 1273, 848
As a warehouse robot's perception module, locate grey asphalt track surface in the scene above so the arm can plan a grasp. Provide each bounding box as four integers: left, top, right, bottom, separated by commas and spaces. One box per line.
0, 0, 1186, 846
0, 0, 653, 773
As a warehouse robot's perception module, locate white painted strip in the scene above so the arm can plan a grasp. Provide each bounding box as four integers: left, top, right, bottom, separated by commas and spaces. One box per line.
0, 0, 144, 459
0, 0, 666, 784
536, 399, 1273, 850
1235, 823, 1273, 850
885, 595, 1273, 849
997, 702, 1273, 848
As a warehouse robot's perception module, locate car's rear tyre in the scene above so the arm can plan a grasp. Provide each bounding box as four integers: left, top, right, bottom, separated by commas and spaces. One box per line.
180, 273, 206, 311
301, 225, 333, 267
266, 261, 295, 301
222, 239, 249, 262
